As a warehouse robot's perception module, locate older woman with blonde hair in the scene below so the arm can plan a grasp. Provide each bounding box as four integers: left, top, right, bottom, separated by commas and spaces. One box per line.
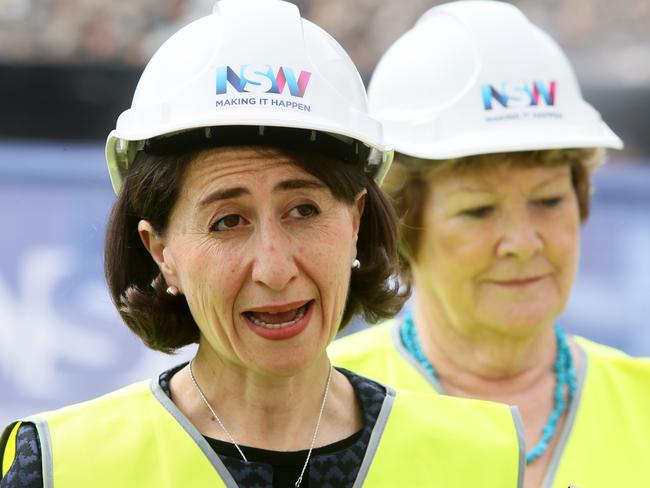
331, 2, 650, 488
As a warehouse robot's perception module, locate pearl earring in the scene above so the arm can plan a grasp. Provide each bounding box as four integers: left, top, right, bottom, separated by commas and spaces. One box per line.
351, 258, 361, 269
166, 285, 180, 296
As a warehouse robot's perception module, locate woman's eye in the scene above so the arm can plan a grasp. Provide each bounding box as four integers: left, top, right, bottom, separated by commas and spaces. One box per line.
289, 204, 319, 218
461, 206, 494, 218
534, 197, 563, 208
211, 214, 245, 232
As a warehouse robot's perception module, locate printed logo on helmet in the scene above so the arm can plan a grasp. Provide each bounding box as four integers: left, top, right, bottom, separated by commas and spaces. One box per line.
481, 81, 556, 110
216, 65, 312, 98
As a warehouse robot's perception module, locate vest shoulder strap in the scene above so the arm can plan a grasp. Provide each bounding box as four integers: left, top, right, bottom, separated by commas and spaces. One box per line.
548, 338, 650, 487
330, 320, 438, 393
4, 379, 230, 488
330, 320, 397, 358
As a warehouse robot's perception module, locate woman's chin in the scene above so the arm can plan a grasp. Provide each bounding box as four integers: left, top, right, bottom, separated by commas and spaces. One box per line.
238, 339, 328, 378
478, 304, 561, 337
251, 355, 322, 378
235, 307, 333, 376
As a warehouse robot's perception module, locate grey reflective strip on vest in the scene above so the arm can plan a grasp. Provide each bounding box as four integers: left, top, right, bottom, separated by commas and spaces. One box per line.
149, 377, 239, 488
391, 320, 445, 392
510, 406, 526, 488
540, 344, 588, 488
32, 419, 54, 488
17, 417, 55, 488
351, 385, 396, 488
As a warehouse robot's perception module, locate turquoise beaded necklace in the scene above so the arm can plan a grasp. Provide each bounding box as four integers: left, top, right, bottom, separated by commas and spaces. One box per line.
400, 308, 576, 464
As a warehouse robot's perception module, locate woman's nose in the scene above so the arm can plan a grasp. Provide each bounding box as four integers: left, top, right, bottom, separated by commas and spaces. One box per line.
251, 219, 299, 291
496, 212, 543, 261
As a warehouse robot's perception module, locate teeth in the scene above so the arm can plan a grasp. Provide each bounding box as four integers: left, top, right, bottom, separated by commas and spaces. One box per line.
248, 304, 308, 329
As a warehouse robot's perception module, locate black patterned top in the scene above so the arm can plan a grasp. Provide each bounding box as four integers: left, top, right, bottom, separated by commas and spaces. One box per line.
1, 366, 386, 488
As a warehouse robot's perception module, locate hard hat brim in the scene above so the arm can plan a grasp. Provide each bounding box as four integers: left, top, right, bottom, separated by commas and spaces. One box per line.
390, 120, 622, 162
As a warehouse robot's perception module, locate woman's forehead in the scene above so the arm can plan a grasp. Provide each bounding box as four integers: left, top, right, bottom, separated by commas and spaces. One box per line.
432, 162, 571, 193
193, 145, 304, 169
188, 146, 309, 180
179, 146, 318, 199
431, 154, 569, 179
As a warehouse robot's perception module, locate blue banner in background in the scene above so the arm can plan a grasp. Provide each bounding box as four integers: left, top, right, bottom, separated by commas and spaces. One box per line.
564, 165, 650, 352
0, 141, 195, 426
0, 141, 649, 426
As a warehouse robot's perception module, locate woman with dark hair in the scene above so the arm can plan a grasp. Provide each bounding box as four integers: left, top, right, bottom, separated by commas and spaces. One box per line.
331, 2, 650, 488
0, 1, 524, 487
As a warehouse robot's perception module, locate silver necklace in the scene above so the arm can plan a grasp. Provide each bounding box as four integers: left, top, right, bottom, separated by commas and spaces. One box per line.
189, 359, 333, 488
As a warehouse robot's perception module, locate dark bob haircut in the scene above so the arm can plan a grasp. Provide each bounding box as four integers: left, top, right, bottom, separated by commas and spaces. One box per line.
105, 127, 408, 353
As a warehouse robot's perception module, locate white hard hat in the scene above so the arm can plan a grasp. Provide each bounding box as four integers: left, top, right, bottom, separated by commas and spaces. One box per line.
368, 0, 622, 161
106, 0, 391, 193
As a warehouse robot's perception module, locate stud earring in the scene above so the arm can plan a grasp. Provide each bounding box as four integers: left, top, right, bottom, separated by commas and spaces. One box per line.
351, 258, 361, 269
166, 285, 180, 296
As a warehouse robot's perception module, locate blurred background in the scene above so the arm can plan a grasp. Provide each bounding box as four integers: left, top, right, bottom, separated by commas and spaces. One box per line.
1, 0, 649, 425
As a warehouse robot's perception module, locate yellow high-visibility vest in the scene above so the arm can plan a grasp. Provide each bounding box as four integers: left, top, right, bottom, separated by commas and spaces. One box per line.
1, 371, 524, 487
330, 320, 650, 487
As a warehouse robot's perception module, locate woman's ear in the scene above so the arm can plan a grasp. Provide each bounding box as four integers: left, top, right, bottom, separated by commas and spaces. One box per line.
138, 220, 178, 284
352, 189, 367, 239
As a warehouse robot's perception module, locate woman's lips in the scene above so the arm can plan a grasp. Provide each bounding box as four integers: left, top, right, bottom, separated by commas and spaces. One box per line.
488, 276, 545, 287
245, 300, 311, 314
243, 300, 314, 340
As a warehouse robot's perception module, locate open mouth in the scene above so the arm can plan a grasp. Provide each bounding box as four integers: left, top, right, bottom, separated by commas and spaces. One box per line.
243, 301, 312, 330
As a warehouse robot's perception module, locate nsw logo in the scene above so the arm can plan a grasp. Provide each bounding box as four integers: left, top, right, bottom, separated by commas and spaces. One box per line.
481, 81, 556, 110
216, 65, 312, 98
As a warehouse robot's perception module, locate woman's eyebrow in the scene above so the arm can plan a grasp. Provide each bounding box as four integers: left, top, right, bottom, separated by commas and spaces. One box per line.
199, 179, 325, 207
274, 179, 325, 192
200, 187, 249, 207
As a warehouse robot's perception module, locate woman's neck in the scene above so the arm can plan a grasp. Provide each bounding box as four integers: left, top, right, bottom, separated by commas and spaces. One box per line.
412, 297, 558, 402
170, 345, 361, 451
411, 297, 582, 488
